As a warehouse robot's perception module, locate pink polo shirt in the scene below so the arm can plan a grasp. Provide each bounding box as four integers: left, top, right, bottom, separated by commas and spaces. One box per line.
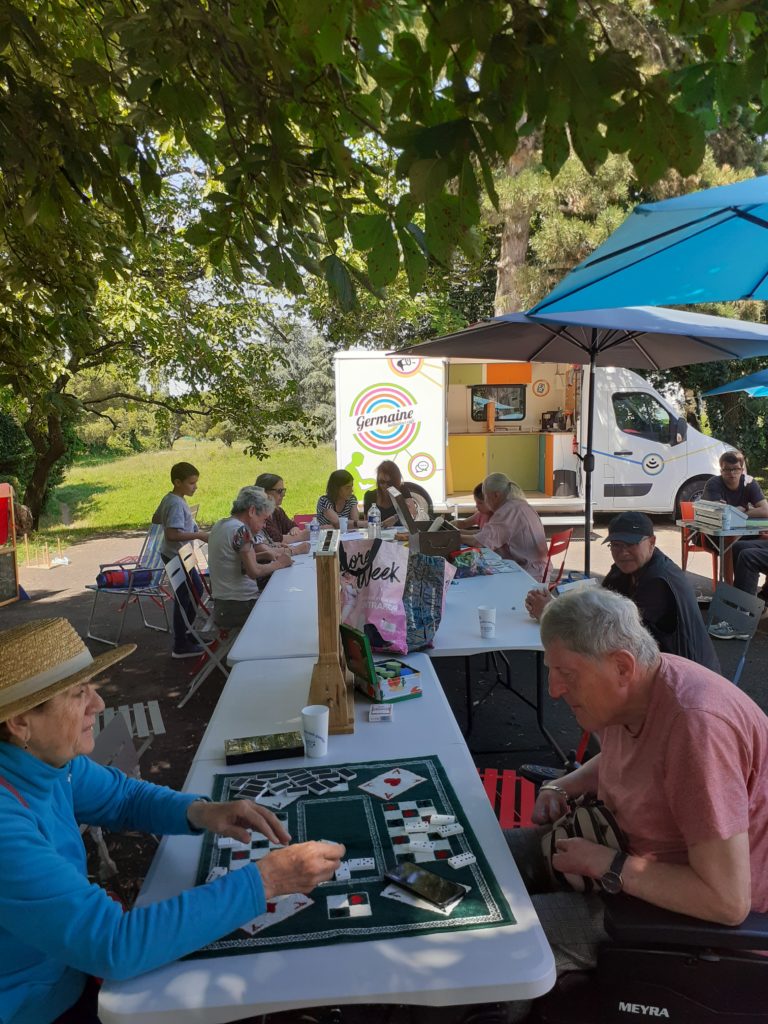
598, 654, 768, 912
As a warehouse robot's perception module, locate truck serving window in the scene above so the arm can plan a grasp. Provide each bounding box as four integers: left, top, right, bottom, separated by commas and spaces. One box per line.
471, 385, 526, 422
612, 392, 675, 445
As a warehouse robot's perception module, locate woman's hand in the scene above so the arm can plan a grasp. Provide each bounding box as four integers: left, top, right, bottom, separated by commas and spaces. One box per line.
187, 799, 292, 845
525, 587, 553, 622
258, 841, 346, 899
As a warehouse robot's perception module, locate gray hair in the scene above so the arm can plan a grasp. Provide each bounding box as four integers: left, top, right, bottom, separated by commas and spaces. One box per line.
540, 587, 659, 667
231, 485, 274, 517
483, 473, 526, 501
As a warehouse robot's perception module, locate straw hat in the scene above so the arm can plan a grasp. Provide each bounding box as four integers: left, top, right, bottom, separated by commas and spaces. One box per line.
0, 619, 135, 721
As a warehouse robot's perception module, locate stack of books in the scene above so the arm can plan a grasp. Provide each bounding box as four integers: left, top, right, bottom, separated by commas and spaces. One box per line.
692, 500, 748, 531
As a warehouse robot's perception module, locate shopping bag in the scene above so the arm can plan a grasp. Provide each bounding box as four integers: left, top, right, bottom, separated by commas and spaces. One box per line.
339, 538, 410, 653
403, 552, 456, 651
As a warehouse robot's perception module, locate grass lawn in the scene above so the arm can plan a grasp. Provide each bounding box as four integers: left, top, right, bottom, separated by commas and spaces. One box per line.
41, 439, 337, 541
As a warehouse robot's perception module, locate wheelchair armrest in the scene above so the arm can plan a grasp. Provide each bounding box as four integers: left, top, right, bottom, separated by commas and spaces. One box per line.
604, 895, 768, 951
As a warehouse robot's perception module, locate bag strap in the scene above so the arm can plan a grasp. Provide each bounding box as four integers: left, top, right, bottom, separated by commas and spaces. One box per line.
338, 536, 383, 572
0, 775, 29, 808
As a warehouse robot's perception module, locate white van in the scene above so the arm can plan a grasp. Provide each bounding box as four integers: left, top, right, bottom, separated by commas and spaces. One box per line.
334, 351, 727, 521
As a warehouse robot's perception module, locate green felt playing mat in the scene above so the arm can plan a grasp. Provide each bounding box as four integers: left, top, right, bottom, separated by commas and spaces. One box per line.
188, 754, 515, 957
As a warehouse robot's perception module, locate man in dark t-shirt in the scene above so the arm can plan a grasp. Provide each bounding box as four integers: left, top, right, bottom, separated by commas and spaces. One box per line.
703, 451, 768, 602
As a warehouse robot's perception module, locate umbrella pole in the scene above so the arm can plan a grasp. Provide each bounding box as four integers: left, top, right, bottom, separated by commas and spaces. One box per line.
583, 345, 597, 577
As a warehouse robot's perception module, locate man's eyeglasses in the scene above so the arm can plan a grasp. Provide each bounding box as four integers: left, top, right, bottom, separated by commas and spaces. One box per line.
270, 487, 287, 495
721, 467, 744, 474
608, 539, 647, 552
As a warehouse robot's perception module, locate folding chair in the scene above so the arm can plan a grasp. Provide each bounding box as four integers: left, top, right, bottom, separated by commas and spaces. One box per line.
92, 700, 166, 761
165, 555, 234, 707
86, 713, 145, 880
542, 528, 573, 589
680, 499, 718, 588
178, 541, 212, 615
478, 768, 536, 830
706, 581, 765, 686
85, 524, 170, 647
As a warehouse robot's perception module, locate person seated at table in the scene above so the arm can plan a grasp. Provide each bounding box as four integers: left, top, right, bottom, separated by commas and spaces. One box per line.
362, 460, 434, 527
506, 588, 768, 986
456, 482, 492, 529
316, 469, 360, 528
208, 486, 293, 628
0, 618, 345, 1024
254, 472, 311, 553
459, 473, 548, 581
702, 448, 768, 516
525, 511, 719, 671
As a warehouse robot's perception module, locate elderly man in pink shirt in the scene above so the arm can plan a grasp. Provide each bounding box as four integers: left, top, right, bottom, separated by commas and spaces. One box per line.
459, 472, 548, 581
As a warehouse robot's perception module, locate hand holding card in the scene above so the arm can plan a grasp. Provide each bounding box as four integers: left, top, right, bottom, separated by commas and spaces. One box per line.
257, 840, 346, 899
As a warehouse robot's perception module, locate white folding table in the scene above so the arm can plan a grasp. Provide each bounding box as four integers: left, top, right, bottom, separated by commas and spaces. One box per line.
99, 656, 555, 1023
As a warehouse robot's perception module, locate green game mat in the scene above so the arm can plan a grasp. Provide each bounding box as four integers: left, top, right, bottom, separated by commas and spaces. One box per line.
188, 754, 515, 957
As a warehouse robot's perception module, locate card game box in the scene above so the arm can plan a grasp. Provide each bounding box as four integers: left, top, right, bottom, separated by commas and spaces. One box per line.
224, 731, 304, 765
340, 624, 422, 704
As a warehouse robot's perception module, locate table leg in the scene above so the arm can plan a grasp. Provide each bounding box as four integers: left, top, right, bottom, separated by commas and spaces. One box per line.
464, 655, 473, 736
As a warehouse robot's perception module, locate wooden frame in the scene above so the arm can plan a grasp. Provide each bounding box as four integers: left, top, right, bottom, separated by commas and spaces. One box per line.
308, 529, 354, 734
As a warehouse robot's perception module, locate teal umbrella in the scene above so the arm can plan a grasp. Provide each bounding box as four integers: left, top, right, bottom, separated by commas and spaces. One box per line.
530, 175, 768, 315
704, 368, 768, 398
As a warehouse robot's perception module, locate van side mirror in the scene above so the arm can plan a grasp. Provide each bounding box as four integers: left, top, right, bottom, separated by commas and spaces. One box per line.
672, 415, 687, 446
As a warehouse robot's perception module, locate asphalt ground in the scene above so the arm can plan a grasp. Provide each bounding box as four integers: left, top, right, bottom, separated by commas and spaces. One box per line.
3, 518, 766, 1023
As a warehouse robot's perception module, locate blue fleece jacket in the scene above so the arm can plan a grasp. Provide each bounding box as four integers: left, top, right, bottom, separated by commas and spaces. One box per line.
0, 743, 267, 1024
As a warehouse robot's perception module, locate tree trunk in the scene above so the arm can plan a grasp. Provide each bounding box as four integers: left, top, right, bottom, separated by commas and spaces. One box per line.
494, 135, 541, 316
23, 411, 66, 528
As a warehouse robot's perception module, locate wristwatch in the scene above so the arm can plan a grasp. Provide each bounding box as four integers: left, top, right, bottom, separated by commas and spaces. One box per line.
600, 851, 628, 894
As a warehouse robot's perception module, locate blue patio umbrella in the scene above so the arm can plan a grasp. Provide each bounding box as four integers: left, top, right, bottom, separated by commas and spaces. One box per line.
703, 368, 768, 399
399, 305, 768, 574
530, 175, 768, 315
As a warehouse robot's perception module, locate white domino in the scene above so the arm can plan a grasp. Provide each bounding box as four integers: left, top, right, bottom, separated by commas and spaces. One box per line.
348, 857, 375, 871
448, 851, 476, 869
429, 814, 456, 826
334, 862, 351, 883
436, 823, 464, 838
408, 839, 434, 851
404, 820, 429, 834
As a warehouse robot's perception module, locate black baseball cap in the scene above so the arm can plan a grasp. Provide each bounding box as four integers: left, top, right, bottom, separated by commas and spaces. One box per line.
603, 511, 655, 545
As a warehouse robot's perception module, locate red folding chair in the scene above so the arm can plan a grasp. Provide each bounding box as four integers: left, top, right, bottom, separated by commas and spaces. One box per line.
680, 500, 718, 588
542, 528, 573, 589
478, 768, 536, 830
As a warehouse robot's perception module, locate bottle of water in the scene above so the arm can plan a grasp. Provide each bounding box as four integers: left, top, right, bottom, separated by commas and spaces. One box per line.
309, 517, 320, 553
367, 503, 381, 539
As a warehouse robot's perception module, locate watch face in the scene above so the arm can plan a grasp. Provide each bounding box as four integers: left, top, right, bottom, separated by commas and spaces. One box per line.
601, 871, 623, 895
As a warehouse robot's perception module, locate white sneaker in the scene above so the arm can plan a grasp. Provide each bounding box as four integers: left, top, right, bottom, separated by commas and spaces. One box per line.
709, 620, 750, 641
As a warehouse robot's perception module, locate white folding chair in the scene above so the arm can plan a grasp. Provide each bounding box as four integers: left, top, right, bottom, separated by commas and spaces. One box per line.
165, 555, 234, 707
92, 700, 166, 761
178, 541, 213, 618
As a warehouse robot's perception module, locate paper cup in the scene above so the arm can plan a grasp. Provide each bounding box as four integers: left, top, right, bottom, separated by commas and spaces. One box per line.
478, 606, 496, 639
338, 516, 348, 534
302, 704, 329, 758
480, 622, 496, 639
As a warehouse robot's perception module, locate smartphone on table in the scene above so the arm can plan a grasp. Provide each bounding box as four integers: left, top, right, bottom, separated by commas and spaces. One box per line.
385, 861, 466, 910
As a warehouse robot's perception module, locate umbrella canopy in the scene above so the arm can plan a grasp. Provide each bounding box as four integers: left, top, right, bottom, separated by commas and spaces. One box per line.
530, 175, 768, 315
703, 367, 768, 399
399, 305, 768, 574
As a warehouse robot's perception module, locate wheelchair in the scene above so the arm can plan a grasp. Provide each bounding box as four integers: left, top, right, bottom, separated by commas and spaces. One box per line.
538, 895, 768, 1024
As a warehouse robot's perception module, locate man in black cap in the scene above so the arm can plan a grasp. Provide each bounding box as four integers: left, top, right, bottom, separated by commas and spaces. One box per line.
526, 511, 719, 672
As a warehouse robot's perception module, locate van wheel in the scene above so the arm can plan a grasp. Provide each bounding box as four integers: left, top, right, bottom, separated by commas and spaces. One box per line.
675, 478, 707, 519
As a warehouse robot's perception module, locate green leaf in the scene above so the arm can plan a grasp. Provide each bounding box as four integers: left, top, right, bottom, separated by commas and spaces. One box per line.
185, 221, 215, 246
408, 158, 450, 203
542, 119, 570, 176
349, 212, 391, 250
367, 222, 400, 287
322, 254, 356, 311
22, 191, 41, 226
398, 226, 427, 296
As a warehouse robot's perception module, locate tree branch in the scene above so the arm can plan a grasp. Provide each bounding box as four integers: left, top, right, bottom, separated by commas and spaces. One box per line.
80, 391, 224, 416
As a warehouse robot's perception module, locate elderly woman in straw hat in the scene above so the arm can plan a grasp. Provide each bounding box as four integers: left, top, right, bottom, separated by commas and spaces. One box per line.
0, 619, 344, 1024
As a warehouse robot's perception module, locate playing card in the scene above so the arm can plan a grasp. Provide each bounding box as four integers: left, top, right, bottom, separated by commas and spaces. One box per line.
326, 892, 372, 918
358, 768, 427, 801
380, 882, 469, 917
239, 893, 313, 935
206, 866, 228, 882
256, 792, 299, 811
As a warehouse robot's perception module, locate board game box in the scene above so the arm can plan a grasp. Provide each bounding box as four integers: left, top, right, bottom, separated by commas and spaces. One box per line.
189, 754, 514, 957
340, 623, 422, 703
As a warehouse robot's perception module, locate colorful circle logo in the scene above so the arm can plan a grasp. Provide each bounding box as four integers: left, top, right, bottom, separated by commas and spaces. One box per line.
351, 384, 421, 455
388, 356, 423, 377
408, 453, 436, 481
533, 379, 550, 397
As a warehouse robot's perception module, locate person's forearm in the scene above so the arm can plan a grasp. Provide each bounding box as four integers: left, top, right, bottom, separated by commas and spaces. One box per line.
165, 528, 205, 542
747, 504, 768, 518
620, 856, 749, 925
556, 754, 600, 798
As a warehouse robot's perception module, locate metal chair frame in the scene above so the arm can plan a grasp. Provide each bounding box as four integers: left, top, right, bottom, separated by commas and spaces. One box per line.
543, 528, 574, 589
165, 555, 234, 708
85, 524, 170, 647
680, 499, 718, 588
706, 581, 765, 686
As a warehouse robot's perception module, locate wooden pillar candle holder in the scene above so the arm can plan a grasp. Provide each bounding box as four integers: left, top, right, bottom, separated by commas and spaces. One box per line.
308, 528, 354, 734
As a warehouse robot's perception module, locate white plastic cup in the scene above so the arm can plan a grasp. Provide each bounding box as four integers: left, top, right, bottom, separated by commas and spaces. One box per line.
302, 704, 329, 758
478, 606, 496, 639
338, 516, 348, 534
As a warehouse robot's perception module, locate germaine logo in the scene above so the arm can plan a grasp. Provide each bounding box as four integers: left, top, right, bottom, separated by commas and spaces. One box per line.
350, 383, 421, 455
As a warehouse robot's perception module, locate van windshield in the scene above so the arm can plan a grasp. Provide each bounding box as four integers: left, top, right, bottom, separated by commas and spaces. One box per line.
612, 392, 675, 445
